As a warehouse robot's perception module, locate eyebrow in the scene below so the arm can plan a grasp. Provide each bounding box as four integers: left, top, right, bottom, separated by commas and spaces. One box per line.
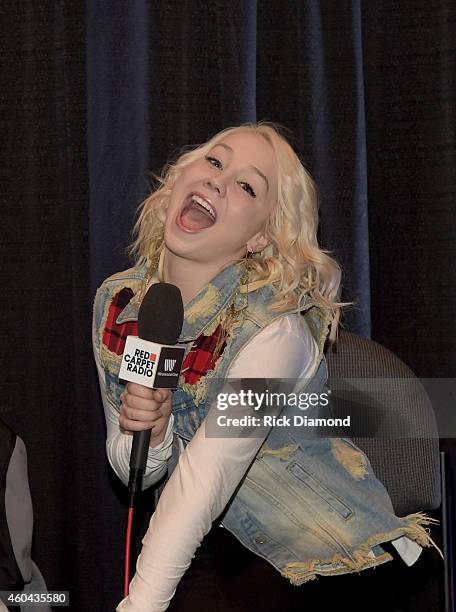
212, 142, 269, 193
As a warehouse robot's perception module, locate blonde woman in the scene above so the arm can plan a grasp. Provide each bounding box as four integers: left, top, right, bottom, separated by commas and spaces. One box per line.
92, 123, 440, 611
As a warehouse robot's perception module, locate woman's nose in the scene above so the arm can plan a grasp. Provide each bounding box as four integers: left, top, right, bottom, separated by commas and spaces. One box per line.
205, 176, 226, 197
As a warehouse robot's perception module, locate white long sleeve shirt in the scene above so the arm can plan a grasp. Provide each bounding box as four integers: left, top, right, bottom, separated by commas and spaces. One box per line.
94, 314, 421, 612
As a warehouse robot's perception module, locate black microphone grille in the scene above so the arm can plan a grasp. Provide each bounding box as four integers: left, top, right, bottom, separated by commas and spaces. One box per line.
138, 282, 184, 345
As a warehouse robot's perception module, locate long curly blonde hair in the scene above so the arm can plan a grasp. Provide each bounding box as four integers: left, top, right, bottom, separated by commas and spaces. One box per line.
130, 121, 350, 343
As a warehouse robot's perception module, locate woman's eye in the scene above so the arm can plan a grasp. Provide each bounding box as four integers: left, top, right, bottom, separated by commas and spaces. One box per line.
204, 156, 256, 198
205, 155, 222, 169
239, 182, 256, 198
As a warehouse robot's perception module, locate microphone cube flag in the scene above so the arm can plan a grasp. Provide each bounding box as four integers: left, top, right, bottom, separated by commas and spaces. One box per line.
119, 336, 186, 389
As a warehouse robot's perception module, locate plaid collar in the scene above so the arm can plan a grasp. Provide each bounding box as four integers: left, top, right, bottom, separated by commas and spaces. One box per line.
115, 261, 247, 342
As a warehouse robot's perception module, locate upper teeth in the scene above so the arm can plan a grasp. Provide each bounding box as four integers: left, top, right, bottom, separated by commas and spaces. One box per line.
191, 195, 216, 220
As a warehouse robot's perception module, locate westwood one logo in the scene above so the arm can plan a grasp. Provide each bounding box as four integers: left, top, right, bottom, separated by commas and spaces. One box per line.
164, 359, 177, 372
123, 348, 156, 378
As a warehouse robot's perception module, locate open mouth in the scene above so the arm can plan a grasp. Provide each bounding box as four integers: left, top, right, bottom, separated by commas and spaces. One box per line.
177, 193, 217, 232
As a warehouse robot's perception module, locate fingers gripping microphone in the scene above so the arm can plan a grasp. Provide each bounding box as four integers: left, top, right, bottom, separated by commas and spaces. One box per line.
118, 283, 185, 505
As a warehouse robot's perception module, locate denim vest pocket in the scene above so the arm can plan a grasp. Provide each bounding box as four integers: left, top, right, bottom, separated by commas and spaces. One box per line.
242, 473, 352, 558
286, 461, 353, 520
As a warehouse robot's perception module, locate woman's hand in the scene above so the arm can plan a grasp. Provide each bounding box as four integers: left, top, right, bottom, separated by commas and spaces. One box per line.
119, 383, 172, 448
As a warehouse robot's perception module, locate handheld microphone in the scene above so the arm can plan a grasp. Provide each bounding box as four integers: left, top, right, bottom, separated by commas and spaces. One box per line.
118, 283, 185, 505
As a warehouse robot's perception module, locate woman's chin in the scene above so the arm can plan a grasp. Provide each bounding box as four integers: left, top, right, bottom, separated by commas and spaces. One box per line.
164, 216, 215, 252
164, 219, 241, 266
164, 227, 215, 260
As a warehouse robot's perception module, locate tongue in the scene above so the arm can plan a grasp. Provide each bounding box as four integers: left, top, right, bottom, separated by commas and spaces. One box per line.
180, 204, 214, 231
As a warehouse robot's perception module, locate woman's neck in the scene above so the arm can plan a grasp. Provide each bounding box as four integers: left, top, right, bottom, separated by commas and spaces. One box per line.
161, 248, 229, 305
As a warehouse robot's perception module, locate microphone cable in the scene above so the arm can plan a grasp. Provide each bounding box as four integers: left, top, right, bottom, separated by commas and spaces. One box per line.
124, 464, 147, 596
123, 505, 135, 597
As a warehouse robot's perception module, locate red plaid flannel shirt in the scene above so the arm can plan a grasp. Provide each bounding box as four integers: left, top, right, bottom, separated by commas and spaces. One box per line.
102, 288, 226, 385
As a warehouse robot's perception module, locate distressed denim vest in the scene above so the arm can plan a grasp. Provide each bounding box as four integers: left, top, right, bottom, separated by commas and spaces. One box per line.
93, 261, 442, 585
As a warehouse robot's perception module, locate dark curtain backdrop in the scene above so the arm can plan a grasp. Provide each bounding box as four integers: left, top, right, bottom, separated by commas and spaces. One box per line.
2, 1, 455, 610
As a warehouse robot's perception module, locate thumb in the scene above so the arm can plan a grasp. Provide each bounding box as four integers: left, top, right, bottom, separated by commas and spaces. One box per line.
154, 388, 170, 402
